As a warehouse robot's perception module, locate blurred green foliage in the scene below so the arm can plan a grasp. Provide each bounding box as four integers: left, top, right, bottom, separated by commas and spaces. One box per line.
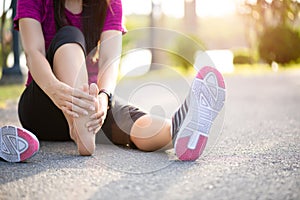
1, 11, 13, 70
168, 34, 206, 72
243, 0, 300, 35
122, 15, 150, 52
0, 84, 24, 108
241, 0, 300, 65
259, 26, 300, 64
233, 49, 257, 64
233, 54, 253, 65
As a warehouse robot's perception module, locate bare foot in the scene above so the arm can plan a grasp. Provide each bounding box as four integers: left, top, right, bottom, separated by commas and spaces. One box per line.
67, 86, 88, 142
71, 84, 96, 156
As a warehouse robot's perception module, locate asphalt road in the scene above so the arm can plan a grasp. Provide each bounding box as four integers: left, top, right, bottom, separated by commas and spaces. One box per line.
0, 70, 299, 200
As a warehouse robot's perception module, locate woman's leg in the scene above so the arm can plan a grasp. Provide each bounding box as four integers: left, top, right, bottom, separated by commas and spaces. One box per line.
100, 99, 173, 152
48, 26, 96, 155
131, 66, 226, 161
18, 26, 88, 143
53, 42, 97, 155
53, 43, 87, 87
130, 116, 172, 151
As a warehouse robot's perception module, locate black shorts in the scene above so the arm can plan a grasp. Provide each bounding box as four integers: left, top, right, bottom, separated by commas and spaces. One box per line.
18, 26, 146, 148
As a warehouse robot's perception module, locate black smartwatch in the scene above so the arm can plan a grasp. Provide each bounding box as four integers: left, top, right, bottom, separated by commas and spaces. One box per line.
98, 89, 112, 109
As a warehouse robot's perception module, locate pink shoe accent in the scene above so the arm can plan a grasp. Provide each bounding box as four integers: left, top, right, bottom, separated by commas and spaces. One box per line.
17, 128, 40, 161
176, 135, 208, 161
196, 66, 226, 89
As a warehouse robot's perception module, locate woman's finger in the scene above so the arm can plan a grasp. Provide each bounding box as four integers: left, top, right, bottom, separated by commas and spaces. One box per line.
88, 124, 99, 132
61, 106, 79, 118
72, 96, 95, 111
88, 122, 102, 133
86, 118, 102, 128
72, 88, 95, 102
90, 110, 105, 120
65, 101, 89, 116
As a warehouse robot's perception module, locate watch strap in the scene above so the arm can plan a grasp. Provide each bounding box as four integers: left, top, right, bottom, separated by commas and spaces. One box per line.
98, 89, 112, 109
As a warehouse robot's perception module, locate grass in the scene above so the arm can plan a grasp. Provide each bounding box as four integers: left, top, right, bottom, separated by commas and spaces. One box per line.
233, 63, 300, 75
233, 64, 273, 75
0, 84, 25, 109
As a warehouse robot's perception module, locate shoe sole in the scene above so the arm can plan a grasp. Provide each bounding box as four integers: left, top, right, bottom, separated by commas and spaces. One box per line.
0, 126, 39, 162
174, 66, 226, 161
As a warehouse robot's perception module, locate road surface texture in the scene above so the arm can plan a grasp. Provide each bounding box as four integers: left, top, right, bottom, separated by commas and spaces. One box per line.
1, 70, 299, 200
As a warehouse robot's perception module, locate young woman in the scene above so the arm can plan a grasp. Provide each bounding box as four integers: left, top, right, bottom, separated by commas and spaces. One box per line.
0, 0, 226, 162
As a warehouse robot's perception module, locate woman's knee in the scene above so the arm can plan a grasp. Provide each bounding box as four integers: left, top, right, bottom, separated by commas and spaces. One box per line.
47, 26, 86, 65
55, 26, 85, 47
130, 115, 171, 151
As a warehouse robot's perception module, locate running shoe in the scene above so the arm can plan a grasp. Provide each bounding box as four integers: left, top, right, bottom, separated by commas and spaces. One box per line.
0, 125, 40, 162
172, 66, 226, 161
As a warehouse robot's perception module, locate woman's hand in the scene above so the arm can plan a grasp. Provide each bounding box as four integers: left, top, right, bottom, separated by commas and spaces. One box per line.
47, 81, 96, 118
86, 84, 109, 134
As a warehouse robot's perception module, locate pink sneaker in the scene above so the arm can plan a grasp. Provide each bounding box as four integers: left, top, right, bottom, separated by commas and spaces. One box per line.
172, 66, 226, 161
0, 126, 40, 162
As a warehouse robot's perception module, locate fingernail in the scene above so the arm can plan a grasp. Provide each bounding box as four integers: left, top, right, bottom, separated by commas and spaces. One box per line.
90, 106, 95, 111
84, 111, 88, 115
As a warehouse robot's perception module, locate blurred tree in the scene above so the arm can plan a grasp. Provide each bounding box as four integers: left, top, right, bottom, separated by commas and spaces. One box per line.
1, 0, 22, 81
1, 0, 9, 69
259, 25, 300, 64
170, 0, 199, 72
184, 0, 197, 34
243, 0, 300, 35
240, 0, 300, 64
270, 0, 300, 27
243, 0, 269, 37
170, 34, 205, 72
150, 0, 162, 68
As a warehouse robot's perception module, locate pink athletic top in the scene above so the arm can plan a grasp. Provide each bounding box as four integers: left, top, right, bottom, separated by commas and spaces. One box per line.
14, 0, 125, 86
